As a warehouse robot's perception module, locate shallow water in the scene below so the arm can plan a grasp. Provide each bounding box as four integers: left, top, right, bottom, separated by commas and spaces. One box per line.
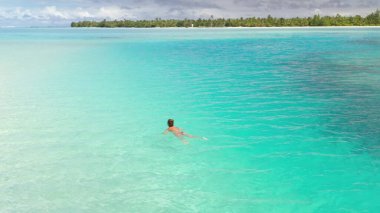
0, 28, 380, 212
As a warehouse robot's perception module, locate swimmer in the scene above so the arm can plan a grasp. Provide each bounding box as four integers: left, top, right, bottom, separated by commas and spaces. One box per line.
163, 119, 207, 144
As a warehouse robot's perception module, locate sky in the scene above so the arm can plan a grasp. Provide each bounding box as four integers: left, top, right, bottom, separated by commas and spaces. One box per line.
0, 0, 379, 26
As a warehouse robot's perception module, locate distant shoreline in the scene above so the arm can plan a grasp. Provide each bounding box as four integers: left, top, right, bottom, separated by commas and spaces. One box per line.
71, 25, 380, 29
70, 25, 380, 29
71, 10, 380, 28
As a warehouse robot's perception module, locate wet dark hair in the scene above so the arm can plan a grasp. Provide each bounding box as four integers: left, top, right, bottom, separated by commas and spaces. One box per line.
167, 119, 174, 127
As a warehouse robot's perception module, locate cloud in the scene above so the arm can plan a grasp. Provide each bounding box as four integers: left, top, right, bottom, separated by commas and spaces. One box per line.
319, 0, 351, 9
94, 6, 135, 19
0, 6, 135, 21
232, 0, 378, 10
152, 0, 222, 9
41, 6, 69, 19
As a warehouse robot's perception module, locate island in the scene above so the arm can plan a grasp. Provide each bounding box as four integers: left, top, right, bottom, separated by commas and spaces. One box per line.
71, 10, 380, 28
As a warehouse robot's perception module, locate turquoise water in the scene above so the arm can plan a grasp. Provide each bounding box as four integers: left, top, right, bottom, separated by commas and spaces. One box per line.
1, 27, 380, 212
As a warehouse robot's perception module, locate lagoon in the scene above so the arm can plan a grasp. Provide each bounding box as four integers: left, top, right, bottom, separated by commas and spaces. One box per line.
0, 27, 380, 212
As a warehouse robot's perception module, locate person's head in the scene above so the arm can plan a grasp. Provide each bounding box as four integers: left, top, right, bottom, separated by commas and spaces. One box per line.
167, 119, 174, 127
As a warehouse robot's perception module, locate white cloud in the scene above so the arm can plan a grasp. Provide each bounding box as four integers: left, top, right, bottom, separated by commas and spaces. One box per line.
41, 6, 69, 19
96, 6, 135, 20
0, 7, 34, 20
0, 6, 134, 22
314, 9, 322, 15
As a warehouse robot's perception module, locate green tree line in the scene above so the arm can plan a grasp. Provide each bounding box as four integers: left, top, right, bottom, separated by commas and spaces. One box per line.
71, 10, 380, 28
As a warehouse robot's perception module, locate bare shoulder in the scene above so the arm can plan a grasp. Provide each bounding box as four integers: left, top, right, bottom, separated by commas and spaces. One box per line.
168, 126, 180, 132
